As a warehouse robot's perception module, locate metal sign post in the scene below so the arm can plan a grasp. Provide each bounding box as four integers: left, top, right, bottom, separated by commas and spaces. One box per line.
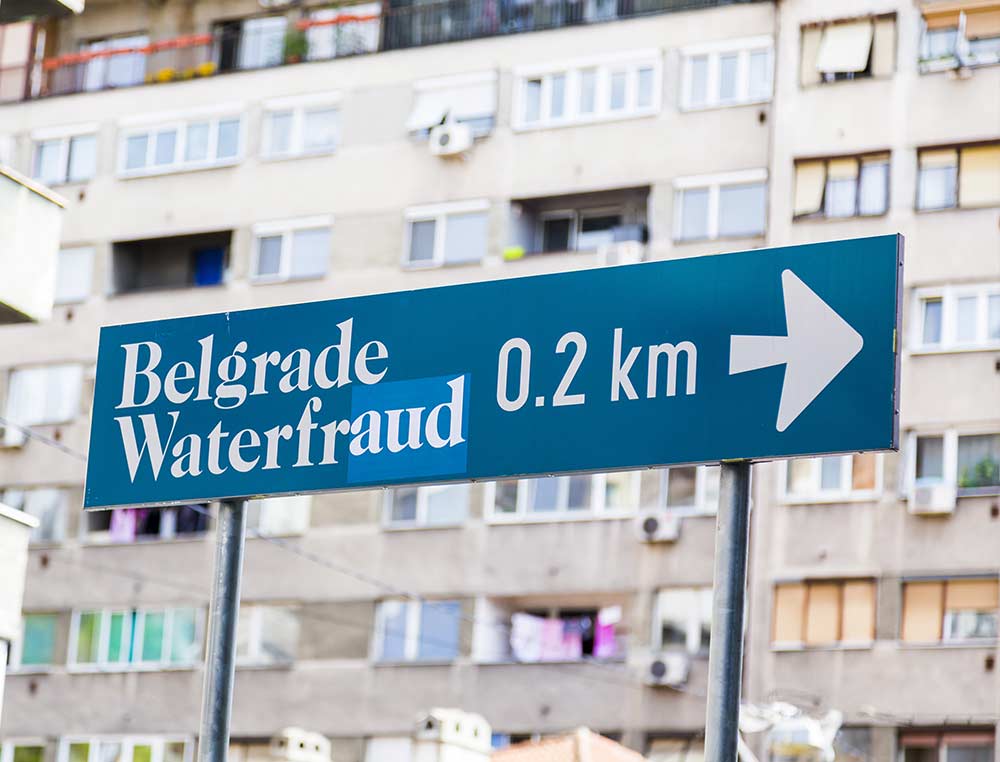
198, 499, 247, 762
704, 461, 752, 761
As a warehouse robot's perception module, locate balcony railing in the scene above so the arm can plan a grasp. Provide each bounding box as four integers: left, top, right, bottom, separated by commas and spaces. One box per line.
0, 0, 764, 102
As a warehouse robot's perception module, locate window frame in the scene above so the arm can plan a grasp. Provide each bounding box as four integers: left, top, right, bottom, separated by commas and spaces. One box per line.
1, 741, 50, 762
672, 169, 768, 243
792, 152, 891, 220
382, 483, 470, 529
30, 123, 99, 186
2, 485, 69, 545
250, 215, 333, 283
402, 200, 490, 268
534, 205, 625, 254
484, 471, 641, 524
512, 50, 662, 131
660, 465, 721, 516
53, 246, 96, 305
901, 577, 999, 645
911, 283, 1000, 353
372, 598, 462, 664
56, 737, 194, 762
678, 35, 774, 111
771, 577, 878, 650
779, 454, 883, 504
67, 607, 203, 672
916, 142, 1000, 212
260, 91, 341, 160
116, 107, 245, 178
235, 603, 299, 666
651, 587, 714, 656
8, 612, 59, 672
905, 429, 1000, 497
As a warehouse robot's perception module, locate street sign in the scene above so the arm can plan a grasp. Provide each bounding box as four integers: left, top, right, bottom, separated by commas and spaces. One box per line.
84, 234, 903, 509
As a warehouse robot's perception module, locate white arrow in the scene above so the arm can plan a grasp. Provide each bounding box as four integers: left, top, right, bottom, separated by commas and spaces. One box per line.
730, 269, 864, 432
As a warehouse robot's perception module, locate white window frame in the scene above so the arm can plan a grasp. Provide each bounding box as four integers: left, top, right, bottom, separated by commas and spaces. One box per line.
117, 105, 245, 178
371, 599, 460, 663
536, 205, 624, 253
484, 471, 641, 523
67, 607, 202, 672
1, 740, 50, 762
57, 737, 194, 762
652, 587, 713, 655
402, 199, 490, 268
679, 35, 774, 111
382, 484, 469, 529
3, 485, 68, 544
261, 91, 341, 160
8, 612, 59, 672
660, 465, 721, 515
30, 123, 99, 185
512, 50, 662, 131
236, 604, 298, 666
673, 168, 768, 242
780, 454, 883, 504
54, 246, 95, 305
905, 428, 1000, 495
910, 283, 1000, 353
408, 71, 498, 137
250, 215, 333, 283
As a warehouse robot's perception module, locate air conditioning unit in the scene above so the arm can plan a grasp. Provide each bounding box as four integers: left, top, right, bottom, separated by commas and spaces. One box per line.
429, 122, 473, 157
908, 483, 957, 515
644, 651, 691, 687
597, 240, 645, 266
636, 510, 680, 543
269, 728, 331, 762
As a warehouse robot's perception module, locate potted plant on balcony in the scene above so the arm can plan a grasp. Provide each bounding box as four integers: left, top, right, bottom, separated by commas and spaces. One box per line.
283, 29, 309, 64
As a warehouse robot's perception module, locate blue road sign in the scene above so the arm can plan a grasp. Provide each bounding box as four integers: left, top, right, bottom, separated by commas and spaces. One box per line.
84, 235, 903, 509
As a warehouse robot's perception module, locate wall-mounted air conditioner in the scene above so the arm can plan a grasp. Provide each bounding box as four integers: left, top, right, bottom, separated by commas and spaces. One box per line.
643, 651, 691, 687
269, 728, 331, 762
429, 122, 473, 157
635, 510, 680, 543
908, 482, 956, 516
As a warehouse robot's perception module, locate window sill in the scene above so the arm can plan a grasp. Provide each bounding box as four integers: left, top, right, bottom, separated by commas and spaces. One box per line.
672, 232, 766, 246
801, 74, 890, 89
513, 109, 659, 133
66, 663, 200, 674
117, 158, 241, 180
908, 344, 1000, 357
6, 666, 55, 675
381, 522, 467, 532
485, 510, 636, 526
474, 656, 627, 666
771, 641, 874, 653
400, 259, 483, 271
109, 283, 228, 298
895, 639, 998, 650
915, 203, 1000, 214
780, 492, 881, 506
259, 148, 337, 163
249, 273, 328, 286
792, 211, 888, 223
679, 97, 771, 113
80, 533, 210, 547
372, 659, 456, 668
235, 660, 296, 670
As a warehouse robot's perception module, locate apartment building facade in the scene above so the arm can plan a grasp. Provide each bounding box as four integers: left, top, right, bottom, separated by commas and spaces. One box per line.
0, 0, 996, 759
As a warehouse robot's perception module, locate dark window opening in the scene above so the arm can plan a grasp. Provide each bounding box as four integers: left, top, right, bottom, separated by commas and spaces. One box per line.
112, 231, 231, 295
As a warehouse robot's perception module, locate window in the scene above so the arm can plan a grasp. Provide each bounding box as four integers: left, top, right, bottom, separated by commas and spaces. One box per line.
245, 495, 311, 535
404, 201, 489, 267
384, 484, 468, 528
800, 16, 896, 86
112, 231, 230, 294
11, 613, 58, 668
918, 143, 1000, 211
2, 487, 67, 543
251, 217, 331, 282
908, 430, 1000, 495
54, 247, 94, 304
84, 505, 210, 544
772, 579, 876, 646
236, 604, 299, 665
793, 153, 889, 219
674, 170, 767, 242
537, 209, 623, 252
920, 2, 1000, 72
912, 284, 1000, 351
661, 466, 720, 514
3, 364, 84, 445
364, 739, 412, 762
0, 744, 47, 762
902, 579, 998, 643
31, 129, 97, 185
59, 738, 192, 762
80, 34, 149, 91
304, 2, 381, 60
374, 599, 461, 662
69, 607, 202, 669
0, 22, 37, 102
679, 36, 773, 110
406, 72, 497, 137
118, 114, 243, 177
782, 454, 880, 501
237, 16, 287, 70
488, 472, 639, 521
508, 605, 621, 662
653, 588, 713, 655
901, 731, 995, 762
514, 51, 661, 129
261, 93, 340, 158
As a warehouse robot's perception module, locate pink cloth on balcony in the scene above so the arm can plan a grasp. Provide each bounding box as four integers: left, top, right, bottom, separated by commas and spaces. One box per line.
108, 508, 136, 543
